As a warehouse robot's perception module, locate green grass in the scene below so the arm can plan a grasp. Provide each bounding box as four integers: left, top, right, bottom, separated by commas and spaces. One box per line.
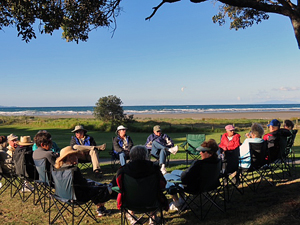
1, 117, 300, 224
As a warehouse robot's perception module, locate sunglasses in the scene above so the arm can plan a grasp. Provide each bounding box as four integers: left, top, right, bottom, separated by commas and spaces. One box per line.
200, 150, 207, 153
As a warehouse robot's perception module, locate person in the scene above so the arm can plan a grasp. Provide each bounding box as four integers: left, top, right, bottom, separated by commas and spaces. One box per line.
0, 134, 18, 173
54, 146, 111, 217
113, 125, 134, 166
0, 135, 7, 150
239, 123, 265, 168
70, 125, 106, 178
116, 145, 168, 224
263, 119, 291, 162
284, 119, 294, 131
32, 130, 60, 155
145, 125, 178, 175
219, 124, 241, 152
219, 125, 241, 175
165, 139, 220, 211
33, 131, 58, 181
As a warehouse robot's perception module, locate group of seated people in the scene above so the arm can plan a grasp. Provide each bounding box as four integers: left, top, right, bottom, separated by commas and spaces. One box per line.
0, 119, 297, 221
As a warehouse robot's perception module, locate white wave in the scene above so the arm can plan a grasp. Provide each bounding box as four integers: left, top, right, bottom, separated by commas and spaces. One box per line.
0, 110, 93, 116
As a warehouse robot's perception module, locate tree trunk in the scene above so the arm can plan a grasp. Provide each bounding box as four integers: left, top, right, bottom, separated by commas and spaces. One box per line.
290, 16, 300, 49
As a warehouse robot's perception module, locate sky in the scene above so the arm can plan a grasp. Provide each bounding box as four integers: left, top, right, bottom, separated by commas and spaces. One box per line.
1, 1, 300, 107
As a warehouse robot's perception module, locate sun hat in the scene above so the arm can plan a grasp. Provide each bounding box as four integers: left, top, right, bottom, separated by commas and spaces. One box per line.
71, 125, 87, 133
153, 125, 161, 132
18, 136, 34, 146
196, 146, 211, 152
225, 125, 235, 131
267, 119, 280, 127
7, 133, 18, 142
116, 125, 127, 134
55, 146, 78, 164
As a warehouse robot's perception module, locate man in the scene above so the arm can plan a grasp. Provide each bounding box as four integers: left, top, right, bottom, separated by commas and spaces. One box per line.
145, 125, 178, 175
0, 134, 18, 173
70, 125, 106, 178
263, 119, 290, 162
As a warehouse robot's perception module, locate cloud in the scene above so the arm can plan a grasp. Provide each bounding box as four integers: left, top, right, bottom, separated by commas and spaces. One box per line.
276, 87, 300, 91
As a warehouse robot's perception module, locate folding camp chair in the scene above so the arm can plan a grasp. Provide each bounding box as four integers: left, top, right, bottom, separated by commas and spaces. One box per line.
33, 159, 53, 213
181, 134, 205, 165
13, 147, 37, 202
167, 158, 225, 220
49, 167, 98, 225
286, 130, 298, 172
239, 142, 272, 192
0, 161, 19, 198
119, 173, 165, 225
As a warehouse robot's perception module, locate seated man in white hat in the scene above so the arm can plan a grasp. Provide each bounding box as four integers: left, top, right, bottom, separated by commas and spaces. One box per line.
70, 125, 106, 178
113, 125, 134, 166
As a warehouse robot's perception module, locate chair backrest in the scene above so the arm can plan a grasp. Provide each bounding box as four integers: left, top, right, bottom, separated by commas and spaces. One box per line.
199, 158, 222, 193
286, 130, 298, 154
52, 168, 75, 200
224, 147, 240, 174
122, 173, 160, 212
278, 135, 288, 158
34, 159, 49, 185
186, 134, 206, 154
249, 142, 267, 170
13, 146, 36, 179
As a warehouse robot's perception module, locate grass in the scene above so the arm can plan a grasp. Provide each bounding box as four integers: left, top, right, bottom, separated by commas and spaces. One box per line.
1, 117, 300, 224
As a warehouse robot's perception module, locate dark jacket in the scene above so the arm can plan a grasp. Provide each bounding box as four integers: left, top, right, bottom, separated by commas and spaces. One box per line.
113, 135, 133, 154
145, 133, 174, 149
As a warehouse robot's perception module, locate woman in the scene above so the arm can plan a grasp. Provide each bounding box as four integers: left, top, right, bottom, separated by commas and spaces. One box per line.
239, 123, 265, 168
165, 139, 220, 211
113, 125, 134, 166
54, 146, 111, 217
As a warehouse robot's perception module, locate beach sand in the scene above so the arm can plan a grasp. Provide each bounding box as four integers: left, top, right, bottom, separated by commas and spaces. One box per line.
36, 111, 300, 120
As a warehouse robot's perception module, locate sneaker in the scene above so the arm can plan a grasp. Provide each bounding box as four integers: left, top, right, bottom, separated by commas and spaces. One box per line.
169, 201, 179, 211
160, 165, 167, 175
169, 198, 185, 211
168, 146, 178, 155
23, 181, 34, 192
96, 144, 106, 151
97, 206, 111, 217
126, 213, 136, 225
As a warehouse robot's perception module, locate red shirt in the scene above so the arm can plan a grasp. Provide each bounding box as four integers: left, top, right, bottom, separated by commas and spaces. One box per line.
219, 133, 241, 151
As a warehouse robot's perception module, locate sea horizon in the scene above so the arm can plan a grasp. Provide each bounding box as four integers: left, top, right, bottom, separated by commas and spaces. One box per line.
1, 104, 300, 117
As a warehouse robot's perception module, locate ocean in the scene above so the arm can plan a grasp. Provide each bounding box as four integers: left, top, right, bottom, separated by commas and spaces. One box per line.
0, 104, 300, 116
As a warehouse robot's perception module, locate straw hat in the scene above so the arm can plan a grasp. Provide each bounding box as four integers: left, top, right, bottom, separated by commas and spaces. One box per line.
71, 125, 87, 133
56, 146, 78, 164
18, 136, 33, 146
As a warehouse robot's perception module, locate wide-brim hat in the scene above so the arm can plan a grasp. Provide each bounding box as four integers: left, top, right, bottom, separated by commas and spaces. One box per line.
56, 146, 79, 164
72, 125, 87, 133
7, 133, 18, 142
115, 125, 127, 134
18, 136, 33, 146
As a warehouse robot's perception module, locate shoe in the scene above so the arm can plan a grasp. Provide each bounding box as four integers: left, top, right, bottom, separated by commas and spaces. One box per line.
149, 217, 160, 225
169, 198, 185, 211
160, 164, 167, 175
97, 206, 111, 217
126, 213, 136, 225
169, 201, 179, 211
0, 182, 2, 189
94, 169, 103, 179
168, 145, 178, 155
96, 144, 106, 151
23, 181, 34, 192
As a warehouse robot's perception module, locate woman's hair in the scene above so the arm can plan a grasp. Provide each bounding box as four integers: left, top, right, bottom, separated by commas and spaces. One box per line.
0, 135, 7, 144
284, 120, 294, 129
201, 139, 218, 158
129, 145, 148, 161
34, 132, 52, 147
251, 123, 264, 138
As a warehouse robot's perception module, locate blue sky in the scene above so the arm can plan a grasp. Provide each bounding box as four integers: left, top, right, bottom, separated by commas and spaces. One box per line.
1, 1, 300, 107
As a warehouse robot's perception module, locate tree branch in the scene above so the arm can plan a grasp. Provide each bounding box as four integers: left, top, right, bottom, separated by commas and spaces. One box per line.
145, 0, 181, 21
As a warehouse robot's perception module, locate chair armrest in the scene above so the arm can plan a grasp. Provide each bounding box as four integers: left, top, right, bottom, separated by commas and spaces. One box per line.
180, 141, 187, 148
112, 186, 120, 193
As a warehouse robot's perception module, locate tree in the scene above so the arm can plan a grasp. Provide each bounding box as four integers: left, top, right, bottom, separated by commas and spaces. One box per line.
146, 0, 300, 49
93, 95, 125, 122
0, 0, 121, 43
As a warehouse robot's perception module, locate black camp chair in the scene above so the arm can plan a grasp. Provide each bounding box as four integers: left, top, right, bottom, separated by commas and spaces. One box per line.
119, 173, 165, 225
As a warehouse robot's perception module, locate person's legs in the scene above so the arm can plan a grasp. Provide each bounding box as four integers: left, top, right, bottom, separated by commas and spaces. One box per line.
73, 145, 94, 151
150, 141, 165, 159
89, 148, 101, 171
119, 152, 126, 166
